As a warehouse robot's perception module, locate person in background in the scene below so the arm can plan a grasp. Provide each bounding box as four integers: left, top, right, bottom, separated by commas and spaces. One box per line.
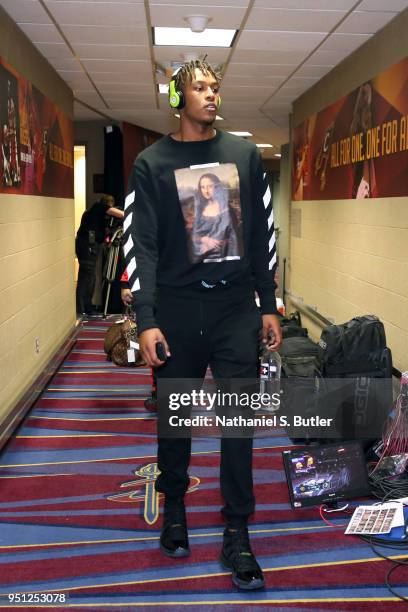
76, 194, 124, 316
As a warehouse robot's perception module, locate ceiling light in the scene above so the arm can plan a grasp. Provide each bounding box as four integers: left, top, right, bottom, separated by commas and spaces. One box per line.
183, 15, 211, 33
256, 144, 273, 148
228, 131, 253, 137
274, 153, 282, 158
154, 27, 236, 48
158, 84, 169, 94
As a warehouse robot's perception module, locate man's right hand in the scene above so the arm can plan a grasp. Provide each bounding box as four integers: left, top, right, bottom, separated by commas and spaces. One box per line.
139, 327, 171, 367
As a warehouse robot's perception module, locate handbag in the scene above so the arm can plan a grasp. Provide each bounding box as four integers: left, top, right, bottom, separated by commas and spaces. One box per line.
103, 308, 145, 367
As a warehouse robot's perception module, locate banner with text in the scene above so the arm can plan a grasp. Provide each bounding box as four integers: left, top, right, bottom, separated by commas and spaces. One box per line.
292, 56, 408, 200
0, 56, 73, 198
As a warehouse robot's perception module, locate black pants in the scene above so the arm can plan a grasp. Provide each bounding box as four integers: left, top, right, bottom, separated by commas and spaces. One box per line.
154, 288, 262, 525
76, 236, 98, 314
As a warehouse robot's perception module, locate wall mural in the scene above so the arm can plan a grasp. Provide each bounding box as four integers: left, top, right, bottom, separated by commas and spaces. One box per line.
292, 56, 408, 201
0, 56, 73, 198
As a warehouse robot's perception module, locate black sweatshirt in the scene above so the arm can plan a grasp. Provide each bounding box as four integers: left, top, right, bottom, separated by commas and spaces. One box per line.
123, 130, 277, 333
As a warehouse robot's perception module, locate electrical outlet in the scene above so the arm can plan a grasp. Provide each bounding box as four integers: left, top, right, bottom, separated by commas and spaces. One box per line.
35, 337, 40, 353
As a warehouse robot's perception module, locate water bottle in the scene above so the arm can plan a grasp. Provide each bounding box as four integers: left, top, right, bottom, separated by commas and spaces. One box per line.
259, 345, 282, 411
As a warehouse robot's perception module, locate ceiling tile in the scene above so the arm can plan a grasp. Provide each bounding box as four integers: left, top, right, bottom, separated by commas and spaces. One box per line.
358, 0, 408, 9
92, 62, 152, 80
222, 75, 286, 87
149, 0, 248, 5
47, 57, 81, 71
17, 23, 64, 44
294, 64, 334, 78
90, 71, 150, 83
219, 100, 268, 110
62, 25, 148, 45
287, 75, 321, 86
63, 0, 143, 3
154, 46, 229, 65
35, 42, 72, 60
305, 48, 350, 64
231, 49, 306, 64
106, 98, 156, 109
83, 59, 150, 72
0, 0, 52, 24
220, 86, 273, 101
277, 82, 313, 96
58, 72, 91, 87
74, 92, 106, 105
73, 44, 149, 61
97, 84, 143, 94
319, 32, 372, 52
104, 89, 154, 98
226, 63, 298, 78
254, 0, 356, 8
237, 31, 327, 52
44, 1, 145, 27
337, 11, 398, 34
246, 8, 347, 32
264, 91, 299, 104
149, 5, 245, 29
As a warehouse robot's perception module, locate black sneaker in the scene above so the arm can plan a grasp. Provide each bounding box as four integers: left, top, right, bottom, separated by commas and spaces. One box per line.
220, 527, 265, 590
160, 498, 190, 558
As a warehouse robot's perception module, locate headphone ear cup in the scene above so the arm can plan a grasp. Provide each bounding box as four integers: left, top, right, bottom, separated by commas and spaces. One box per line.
169, 79, 183, 109
177, 91, 185, 109
217, 95, 222, 109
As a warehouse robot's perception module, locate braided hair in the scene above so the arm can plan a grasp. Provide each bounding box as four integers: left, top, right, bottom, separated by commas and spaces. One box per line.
173, 59, 222, 93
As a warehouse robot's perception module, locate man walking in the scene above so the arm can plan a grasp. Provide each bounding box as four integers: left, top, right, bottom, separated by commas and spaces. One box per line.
123, 59, 281, 590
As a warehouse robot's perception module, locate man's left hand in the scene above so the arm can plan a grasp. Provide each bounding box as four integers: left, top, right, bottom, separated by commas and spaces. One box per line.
121, 288, 133, 306
261, 314, 282, 351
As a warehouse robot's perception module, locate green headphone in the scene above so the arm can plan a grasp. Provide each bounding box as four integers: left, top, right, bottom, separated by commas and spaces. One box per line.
169, 78, 185, 109
168, 75, 222, 110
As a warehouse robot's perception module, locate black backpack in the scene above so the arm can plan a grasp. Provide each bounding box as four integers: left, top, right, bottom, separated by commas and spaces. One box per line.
279, 336, 320, 378
279, 311, 309, 340
317, 315, 390, 377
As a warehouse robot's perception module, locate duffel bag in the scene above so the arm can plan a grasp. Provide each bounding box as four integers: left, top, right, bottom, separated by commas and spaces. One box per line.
318, 315, 387, 376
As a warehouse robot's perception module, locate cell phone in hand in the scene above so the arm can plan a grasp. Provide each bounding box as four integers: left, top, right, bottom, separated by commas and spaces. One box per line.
155, 341, 167, 361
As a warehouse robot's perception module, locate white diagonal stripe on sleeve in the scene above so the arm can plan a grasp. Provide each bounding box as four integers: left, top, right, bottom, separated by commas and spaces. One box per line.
269, 252, 277, 271
268, 234, 275, 253
263, 184, 271, 208
268, 209, 274, 230
123, 235, 134, 257
127, 257, 136, 279
131, 277, 140, 292
123, 212, 132, 233
125, 190, 135, 209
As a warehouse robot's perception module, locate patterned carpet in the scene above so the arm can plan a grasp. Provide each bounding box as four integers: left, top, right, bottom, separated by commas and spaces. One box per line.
0, 320, 407, 610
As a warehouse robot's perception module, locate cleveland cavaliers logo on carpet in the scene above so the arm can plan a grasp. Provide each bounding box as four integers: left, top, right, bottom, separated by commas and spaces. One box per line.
107, 462, 200, 525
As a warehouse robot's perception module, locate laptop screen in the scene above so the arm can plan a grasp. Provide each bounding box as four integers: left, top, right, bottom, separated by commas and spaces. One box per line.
283, 441, 370, 508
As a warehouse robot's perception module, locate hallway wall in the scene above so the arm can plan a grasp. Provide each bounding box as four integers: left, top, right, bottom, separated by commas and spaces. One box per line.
0, 8, 75, 431
288, 10, 408, 372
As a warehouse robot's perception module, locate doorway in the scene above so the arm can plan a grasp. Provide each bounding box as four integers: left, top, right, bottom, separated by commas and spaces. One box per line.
74, 145, 86, 282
